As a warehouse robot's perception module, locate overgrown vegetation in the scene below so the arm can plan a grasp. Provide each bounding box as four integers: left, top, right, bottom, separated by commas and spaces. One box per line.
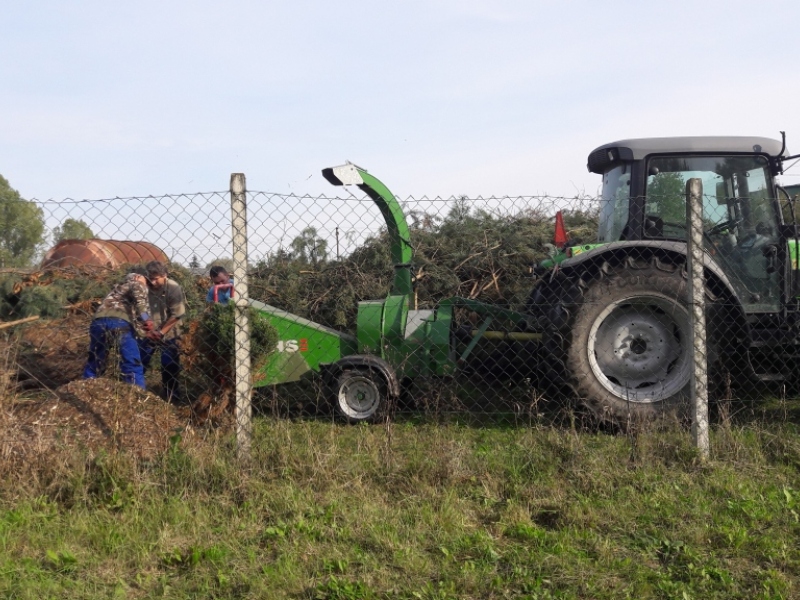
193, 303, 278, 384
51, 218, 94, 243
1, 414, 800, 598
0, 174, 45, 267
0, 262, 208, 321
251, 202, 598, 330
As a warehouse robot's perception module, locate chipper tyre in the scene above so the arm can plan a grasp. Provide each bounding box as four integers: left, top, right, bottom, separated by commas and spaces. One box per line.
563, 262, 705, 424
333, 368, 388, 423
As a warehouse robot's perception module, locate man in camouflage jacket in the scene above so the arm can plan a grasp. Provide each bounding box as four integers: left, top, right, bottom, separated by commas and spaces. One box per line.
83, 271, 155, 388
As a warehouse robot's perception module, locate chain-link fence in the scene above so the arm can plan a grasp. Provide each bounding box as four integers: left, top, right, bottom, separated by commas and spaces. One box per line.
2, 165, 797, 458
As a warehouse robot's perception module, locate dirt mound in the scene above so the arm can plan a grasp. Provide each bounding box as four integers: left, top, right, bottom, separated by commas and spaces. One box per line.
13, 312, 92, 390
2, 378, 188, 464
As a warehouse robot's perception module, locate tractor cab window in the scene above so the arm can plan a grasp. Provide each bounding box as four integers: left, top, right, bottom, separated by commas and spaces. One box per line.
645, 154, 780, 312
644, 155, 775, 241
598, 164, 630, 242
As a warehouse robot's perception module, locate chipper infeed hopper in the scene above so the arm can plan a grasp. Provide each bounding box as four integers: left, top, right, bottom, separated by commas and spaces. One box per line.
252, 163, 540, 422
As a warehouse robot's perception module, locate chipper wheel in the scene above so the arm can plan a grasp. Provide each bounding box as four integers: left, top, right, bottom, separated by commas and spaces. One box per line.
332, 368, 389, 423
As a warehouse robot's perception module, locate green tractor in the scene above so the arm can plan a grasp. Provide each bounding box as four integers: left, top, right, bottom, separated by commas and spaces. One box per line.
528, 134, 800, 423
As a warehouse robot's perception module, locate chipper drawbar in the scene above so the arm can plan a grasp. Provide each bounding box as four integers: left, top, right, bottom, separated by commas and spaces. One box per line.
249, 162, 539, 422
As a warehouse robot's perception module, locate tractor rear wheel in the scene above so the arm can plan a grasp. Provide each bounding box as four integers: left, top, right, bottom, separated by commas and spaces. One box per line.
565, 263, 699, 424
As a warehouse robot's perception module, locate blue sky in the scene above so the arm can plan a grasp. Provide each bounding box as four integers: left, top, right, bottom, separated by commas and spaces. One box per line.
4, 0, 800, 203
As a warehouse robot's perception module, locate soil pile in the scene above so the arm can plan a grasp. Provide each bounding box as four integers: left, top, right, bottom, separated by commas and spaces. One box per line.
14, 312, 92, 390
2, 378, 187, 464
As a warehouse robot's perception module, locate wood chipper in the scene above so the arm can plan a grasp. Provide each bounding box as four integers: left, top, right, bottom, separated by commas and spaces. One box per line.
250, 162, 539, 422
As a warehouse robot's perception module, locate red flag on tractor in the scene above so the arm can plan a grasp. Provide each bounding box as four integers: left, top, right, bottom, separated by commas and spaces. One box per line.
554, 211, 569, 248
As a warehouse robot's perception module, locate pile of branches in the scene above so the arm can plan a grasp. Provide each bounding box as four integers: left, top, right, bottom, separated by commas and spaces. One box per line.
0, 263, 208, 322
184, 303, 277, 421
250, 204, 598, 332
189, 303, 278, 378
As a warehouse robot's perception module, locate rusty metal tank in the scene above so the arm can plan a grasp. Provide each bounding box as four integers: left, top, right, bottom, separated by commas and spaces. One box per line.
41, 239, 169, 269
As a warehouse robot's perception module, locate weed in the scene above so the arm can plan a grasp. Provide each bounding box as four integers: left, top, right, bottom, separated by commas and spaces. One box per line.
44, 549, 77, 573
2, 417, 800, 598
160, 544, 228, 568
314, 576, 375, 600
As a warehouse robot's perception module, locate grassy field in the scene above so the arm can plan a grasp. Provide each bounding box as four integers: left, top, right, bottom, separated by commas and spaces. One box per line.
2, 407, 800, 599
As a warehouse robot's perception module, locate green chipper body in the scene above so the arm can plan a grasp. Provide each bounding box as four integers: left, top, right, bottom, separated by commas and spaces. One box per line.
250, 163, 537, 420
250, 300, 358, 385
250, 163, 455, 387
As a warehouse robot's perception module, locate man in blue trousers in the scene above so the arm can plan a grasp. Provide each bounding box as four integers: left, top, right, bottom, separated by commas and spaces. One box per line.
83, 270, 154, 388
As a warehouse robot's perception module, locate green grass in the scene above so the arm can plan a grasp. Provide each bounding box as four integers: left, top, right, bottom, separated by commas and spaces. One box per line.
2, 416, 800, 599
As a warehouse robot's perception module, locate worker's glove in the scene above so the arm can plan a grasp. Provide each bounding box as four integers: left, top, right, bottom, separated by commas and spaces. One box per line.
141, 319, 155, 332
146, 330, 164, 342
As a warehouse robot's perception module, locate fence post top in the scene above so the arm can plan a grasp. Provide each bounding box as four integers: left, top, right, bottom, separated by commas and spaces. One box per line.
230, 173, 246, 194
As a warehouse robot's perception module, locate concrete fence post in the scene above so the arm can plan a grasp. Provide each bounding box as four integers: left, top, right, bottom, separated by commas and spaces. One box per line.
686, 177, 709, 458
230, 173, 252, 460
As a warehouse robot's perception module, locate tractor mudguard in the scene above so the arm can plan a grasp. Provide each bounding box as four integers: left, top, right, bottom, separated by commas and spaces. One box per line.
555, 240, 747, 325
558, 240, 738, 295
556, 241, 751, 345
321, 355, 401, 398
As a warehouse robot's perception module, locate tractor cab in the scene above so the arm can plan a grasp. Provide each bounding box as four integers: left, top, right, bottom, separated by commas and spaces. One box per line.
588, 136, 791, 313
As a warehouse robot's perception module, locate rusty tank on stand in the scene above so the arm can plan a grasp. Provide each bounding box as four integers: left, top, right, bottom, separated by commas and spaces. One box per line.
41, 239, 169, 269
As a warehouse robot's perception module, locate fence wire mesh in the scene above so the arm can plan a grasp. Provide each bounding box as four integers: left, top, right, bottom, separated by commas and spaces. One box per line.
2, 169, 798, 454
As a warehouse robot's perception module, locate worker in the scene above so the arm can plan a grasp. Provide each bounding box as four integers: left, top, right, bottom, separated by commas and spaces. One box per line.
207, 265, 235, 304
83, 269, 154, 388
137, 260, 187, 404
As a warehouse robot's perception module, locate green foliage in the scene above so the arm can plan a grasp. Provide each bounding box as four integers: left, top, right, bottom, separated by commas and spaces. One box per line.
44, 549, 78, 573
291, 226, 328, 265
15, 285, 67, 318
0, 262, 205, 323
647, 172, 687, 223
52, 218, 94, 243
161, 262, 207, 322
0, 274, 22, 298
63, 277, 113, 305
161, 544, 228, 568
0, 174, 45, 267
251, 202, 598, 331
196, 303, 278, 371
0, 274, 67, 319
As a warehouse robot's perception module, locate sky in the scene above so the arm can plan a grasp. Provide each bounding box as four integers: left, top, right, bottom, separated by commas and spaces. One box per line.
4, 0, 800, 206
